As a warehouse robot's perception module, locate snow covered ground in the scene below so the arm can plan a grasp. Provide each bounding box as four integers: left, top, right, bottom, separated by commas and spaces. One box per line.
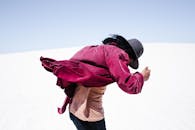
0, 44, 195, 130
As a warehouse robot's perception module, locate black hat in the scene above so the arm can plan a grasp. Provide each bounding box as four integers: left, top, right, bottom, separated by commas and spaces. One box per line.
111, 35, 144, 69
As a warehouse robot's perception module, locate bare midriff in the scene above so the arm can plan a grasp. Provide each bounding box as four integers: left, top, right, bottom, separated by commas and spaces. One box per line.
69, 85, 106, 122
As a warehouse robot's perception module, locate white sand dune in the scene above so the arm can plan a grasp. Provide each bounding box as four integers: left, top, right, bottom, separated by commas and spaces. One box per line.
0, 44, 195, 130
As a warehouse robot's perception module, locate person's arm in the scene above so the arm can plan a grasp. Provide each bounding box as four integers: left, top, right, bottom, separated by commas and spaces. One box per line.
105, 49, 144, 94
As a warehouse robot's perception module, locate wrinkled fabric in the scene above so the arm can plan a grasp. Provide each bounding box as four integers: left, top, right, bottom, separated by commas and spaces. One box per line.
40, 44, 144, 114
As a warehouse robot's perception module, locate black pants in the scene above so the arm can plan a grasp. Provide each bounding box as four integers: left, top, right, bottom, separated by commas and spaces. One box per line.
69, 113, 106, 130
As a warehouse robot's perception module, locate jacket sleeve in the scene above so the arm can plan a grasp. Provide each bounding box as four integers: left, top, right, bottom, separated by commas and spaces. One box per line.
105, 49, 144, 94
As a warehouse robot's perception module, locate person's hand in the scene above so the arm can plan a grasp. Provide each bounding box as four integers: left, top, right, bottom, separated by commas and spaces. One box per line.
141, 67, 151, 81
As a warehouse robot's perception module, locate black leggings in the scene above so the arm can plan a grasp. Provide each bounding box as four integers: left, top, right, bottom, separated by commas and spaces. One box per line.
69, 113, 106, 130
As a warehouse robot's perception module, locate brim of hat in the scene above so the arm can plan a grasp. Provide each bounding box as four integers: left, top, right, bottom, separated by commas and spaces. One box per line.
129, 59, 139, 69
114, 35, 139, 69
116, 35, 137, 59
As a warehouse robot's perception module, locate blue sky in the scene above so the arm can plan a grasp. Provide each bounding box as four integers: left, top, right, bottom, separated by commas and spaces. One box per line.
0, 0, 195, 53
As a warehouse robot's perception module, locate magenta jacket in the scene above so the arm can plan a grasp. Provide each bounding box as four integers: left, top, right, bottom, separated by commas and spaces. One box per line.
40, 44, 144, 113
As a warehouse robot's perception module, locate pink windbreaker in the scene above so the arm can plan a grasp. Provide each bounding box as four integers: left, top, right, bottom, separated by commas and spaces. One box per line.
40, 44, 144, 113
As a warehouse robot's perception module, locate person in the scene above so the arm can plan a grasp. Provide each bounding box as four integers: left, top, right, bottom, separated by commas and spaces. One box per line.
40, 34, 151, 130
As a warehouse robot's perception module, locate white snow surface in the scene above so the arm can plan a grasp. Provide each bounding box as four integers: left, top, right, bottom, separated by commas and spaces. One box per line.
0, 44, 195, 130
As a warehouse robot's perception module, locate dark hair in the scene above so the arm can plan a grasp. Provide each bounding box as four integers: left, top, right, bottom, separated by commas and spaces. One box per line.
102, 36, 136, 60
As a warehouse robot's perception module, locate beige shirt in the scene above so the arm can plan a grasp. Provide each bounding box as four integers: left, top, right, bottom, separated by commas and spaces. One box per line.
69, 85, 106, 122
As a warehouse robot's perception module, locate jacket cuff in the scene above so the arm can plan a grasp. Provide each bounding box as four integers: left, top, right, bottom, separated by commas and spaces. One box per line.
134, 72, 144, 93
